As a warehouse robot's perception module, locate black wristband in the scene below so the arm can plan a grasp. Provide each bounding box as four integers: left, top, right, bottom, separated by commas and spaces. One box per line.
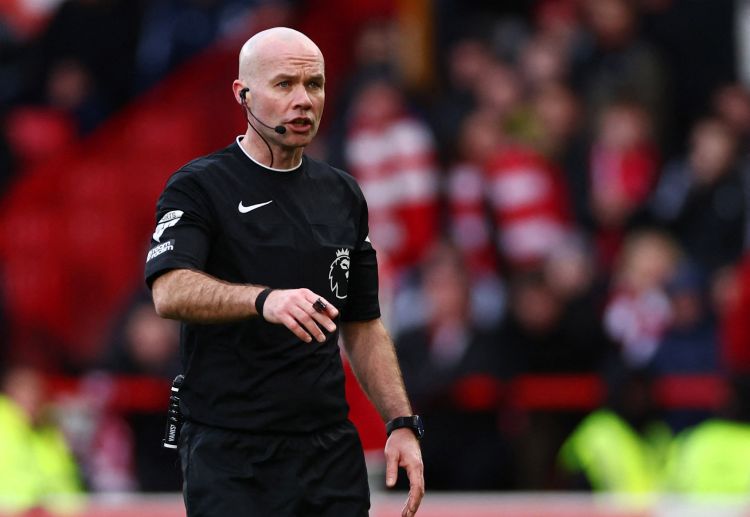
254, 288, 274, 321
386, 415, 424, 440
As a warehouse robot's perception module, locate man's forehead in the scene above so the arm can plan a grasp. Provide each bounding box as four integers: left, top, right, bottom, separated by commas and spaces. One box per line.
240, 28, 324, 78
255, 49, 324, 76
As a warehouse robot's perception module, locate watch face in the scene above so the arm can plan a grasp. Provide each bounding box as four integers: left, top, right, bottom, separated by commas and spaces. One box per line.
414, 415, 424, 440
413, 415, 425, 439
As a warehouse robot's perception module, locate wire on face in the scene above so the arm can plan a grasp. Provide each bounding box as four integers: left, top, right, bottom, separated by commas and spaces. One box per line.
241, 89, 275, 168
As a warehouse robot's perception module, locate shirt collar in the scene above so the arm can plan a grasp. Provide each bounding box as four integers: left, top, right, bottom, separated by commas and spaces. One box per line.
235, 136, 302, 172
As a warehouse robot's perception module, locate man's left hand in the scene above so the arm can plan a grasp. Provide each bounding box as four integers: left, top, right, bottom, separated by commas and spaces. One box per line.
384, 428, 424, 517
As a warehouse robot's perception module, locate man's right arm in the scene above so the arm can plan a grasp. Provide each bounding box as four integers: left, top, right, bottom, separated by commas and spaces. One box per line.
152, 269, 338, 343
152, 269, 262, 323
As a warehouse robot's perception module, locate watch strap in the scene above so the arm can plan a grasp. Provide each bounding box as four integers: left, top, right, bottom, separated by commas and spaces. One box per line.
386, 415, 423, 440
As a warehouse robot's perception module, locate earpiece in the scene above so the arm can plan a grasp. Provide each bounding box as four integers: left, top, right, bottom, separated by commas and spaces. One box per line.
237, 85, 287, 167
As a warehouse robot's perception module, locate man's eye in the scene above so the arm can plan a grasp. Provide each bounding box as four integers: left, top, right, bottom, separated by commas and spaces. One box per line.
308, 81, 321, 89
278, 81, 290, 88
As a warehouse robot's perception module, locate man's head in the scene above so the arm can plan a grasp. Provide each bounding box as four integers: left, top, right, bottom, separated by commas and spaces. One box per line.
233, 27, 325, 151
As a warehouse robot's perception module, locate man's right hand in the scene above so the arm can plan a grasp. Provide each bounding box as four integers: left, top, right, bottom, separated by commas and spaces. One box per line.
261, 288, 338, 342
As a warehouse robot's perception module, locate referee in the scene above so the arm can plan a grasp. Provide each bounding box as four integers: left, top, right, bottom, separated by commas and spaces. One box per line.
145, 27, 424, 517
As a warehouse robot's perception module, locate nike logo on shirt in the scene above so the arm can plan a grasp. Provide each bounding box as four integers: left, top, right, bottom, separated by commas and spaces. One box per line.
238, 200, 273, 213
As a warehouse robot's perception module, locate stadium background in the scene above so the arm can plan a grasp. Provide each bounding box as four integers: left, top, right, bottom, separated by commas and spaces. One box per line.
1, 0, 750, 515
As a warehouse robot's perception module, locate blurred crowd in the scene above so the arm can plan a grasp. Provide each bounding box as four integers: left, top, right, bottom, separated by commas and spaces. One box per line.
322, 0, 750, 492
2, 0, 750, 510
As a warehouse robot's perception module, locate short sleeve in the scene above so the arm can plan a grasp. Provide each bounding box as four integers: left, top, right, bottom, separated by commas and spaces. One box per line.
340, 194, 381, 322
144, 171, 213, 288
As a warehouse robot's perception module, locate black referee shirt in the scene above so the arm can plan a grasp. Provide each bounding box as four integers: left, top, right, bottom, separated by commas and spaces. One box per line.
144, 139, 380, 433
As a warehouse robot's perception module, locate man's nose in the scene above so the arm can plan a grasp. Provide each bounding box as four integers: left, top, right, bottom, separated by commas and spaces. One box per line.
292, 85, 313, 110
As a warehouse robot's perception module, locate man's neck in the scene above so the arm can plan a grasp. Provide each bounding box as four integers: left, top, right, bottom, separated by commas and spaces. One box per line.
240, 130, 303, 170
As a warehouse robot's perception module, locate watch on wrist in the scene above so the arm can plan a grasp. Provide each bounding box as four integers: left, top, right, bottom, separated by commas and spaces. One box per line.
386, 415, 424, 440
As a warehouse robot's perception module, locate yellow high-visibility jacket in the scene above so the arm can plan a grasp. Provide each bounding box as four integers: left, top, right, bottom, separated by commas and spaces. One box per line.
0, 396, 81, 512
559, 409, 670, 493
666, 419, 750, 494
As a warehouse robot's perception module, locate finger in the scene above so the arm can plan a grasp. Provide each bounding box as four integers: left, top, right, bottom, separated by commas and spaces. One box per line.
290, 305, 326, 343
304, 292, 339, 319
385, 453, 399, 488
402, 498, 412, 517
281, 315, 313, 343
321, 299, 339, 319
403, 462, 424, 516
301, 293, 330, 323
402, 486, 422, 517
403, 485, 423, 517
310, 309, 336, 333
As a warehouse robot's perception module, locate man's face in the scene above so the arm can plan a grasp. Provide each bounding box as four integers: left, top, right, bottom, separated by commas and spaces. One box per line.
249, 40, 325, 148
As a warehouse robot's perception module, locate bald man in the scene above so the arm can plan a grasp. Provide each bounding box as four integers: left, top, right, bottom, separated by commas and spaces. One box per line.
145, 28, 424, 517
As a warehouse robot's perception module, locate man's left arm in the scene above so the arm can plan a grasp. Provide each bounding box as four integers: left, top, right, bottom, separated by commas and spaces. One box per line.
341, 319, 424, 517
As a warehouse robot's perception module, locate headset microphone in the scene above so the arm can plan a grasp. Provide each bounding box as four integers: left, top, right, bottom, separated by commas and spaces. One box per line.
239, 88, 286, 134
251, 111, 287, 135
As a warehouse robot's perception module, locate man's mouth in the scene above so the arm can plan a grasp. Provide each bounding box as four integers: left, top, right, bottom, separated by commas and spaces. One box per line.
288, 117, 313, 130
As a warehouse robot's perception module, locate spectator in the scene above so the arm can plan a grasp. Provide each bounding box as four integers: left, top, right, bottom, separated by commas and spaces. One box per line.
543, 232, 610, 333
589, 101, 659, 270
474, 60, 534, 143
543, 232, 600, 303
99, 293, 181, 492
439, 109, 508, 329
572, 0, 667, 138
501, 268, 608, 374
604, 230, 680, 368
518, 33, 570, 93
0, 366, 82, 512
712, 84, 750, 148
327, 18, 400, 169
56, 373, 137, 493
650, 261, 719, 376
394, 242, 511, 490
429, 37, 493, 164
444, 102, 576, 273
45, 57, 108, 135
102, 292, 180, 378
530, 82, 590, 229
533, 0, 581, 46
445, 108, 505, 278
484, 140, 573, 270
650, 117, 746, 274
650, 260, 720, 431
344, 78, 439, 278
640, 0, 735, 151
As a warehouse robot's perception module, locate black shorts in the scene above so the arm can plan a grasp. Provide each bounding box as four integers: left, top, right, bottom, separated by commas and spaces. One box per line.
179, 419, 370, 517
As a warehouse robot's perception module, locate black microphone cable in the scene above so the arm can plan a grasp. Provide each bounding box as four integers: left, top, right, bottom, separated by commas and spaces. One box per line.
242, 98, 276, 168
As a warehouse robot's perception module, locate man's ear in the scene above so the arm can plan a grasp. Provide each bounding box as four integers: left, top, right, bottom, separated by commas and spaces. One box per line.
232, 80, 249, 105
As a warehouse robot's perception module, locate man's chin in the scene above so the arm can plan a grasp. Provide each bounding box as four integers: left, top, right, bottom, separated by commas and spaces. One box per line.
283, 131, 316, 146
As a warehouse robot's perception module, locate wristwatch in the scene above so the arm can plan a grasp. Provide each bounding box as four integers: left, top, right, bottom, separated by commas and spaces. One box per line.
386, 415, 424, 440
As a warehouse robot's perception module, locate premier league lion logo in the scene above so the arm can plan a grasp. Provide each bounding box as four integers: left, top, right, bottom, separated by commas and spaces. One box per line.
329, 248, 350, 299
